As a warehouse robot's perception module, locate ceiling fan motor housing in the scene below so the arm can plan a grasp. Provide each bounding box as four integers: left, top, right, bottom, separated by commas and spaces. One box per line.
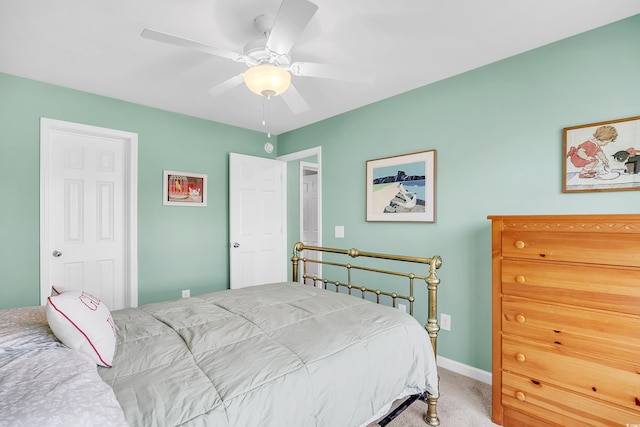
243, 39, 291, 68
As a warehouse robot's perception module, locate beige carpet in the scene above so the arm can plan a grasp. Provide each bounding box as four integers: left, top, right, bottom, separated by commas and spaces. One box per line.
369, 367, 500, 427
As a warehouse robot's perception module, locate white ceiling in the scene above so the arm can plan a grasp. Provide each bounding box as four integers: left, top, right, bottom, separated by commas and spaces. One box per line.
2, 1, 639, 135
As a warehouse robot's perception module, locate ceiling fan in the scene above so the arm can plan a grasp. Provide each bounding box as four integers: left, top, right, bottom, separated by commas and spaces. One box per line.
141, 0, 371, 114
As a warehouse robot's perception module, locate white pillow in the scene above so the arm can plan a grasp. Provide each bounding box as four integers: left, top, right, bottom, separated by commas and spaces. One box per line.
50, 285, 69, 296
46, 290, 116, 367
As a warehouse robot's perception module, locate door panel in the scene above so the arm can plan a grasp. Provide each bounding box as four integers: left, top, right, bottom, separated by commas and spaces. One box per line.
229, 153, 286, 289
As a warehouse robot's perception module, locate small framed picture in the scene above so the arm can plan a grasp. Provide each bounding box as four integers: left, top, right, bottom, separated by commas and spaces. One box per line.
163, 170, 207, 206
366, 150, 436, 222
563, 115, 640, 193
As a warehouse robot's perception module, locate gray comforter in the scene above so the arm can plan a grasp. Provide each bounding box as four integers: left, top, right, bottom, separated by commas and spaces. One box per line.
99, 282, 438, 427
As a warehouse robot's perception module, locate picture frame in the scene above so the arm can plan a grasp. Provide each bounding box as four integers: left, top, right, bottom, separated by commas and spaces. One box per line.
563, 115, 640, 193
163, 170, 207, 206
366, 150, 436, 222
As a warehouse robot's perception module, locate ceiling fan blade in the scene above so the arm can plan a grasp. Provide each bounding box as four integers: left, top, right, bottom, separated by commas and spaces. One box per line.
202, 73, 245, 97
280, 83, 309, 114
141, 28, 247, 63
266, 0, 318, 55
290, 62, 375, 84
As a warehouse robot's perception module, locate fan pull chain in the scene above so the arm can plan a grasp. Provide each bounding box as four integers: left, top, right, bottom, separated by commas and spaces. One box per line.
262, 93, 272, 138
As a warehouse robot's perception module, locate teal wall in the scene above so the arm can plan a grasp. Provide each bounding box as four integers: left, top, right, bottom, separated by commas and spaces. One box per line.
278, 15, 640, 372
0, 73, 275, 308
1, 15, 638, 373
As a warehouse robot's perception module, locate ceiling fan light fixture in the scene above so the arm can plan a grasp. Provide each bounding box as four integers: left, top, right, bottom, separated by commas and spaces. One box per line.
243, 65, 291, 97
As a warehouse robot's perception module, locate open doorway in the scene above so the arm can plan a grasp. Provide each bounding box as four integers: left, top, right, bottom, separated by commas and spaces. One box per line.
277, 147, 322, 283
300, 161, 319, 280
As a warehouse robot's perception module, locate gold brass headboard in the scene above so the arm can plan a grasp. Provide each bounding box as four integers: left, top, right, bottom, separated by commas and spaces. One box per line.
291, 242, 443, 426
290, 242, 442, 356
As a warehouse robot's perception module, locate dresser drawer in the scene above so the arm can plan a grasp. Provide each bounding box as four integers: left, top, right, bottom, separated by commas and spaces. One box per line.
502, 371, 640, 427
503, 297, 640, 363
502, 230, 640, 267
501, 259, 640, 315
501, 406, 557, 427
502, 336, 640, 413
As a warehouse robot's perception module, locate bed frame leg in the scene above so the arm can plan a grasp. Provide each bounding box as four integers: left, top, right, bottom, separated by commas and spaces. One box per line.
424, 395, 440, 426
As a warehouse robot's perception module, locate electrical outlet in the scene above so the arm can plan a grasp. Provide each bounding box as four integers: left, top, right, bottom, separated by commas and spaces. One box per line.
182, 289, 190, 298
398, 303, 407, 313
440, 313, 451, 331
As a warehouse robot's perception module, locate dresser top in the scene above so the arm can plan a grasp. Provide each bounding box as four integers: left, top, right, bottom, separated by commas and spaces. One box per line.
488, 214, 640, 233
488, 213, 640, 222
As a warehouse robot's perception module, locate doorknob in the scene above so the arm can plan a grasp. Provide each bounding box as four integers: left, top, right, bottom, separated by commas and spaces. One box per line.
52, 250, 63, 257
233, 243, 240, 248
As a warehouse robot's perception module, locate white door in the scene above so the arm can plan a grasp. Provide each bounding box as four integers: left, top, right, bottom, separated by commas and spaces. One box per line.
301, 162, 319, 279
229, 153, 286, 289
40, 119, 138, 310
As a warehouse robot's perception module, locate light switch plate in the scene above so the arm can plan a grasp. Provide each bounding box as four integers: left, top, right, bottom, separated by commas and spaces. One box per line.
335, 226, 344, 238
440, 313, 451, 331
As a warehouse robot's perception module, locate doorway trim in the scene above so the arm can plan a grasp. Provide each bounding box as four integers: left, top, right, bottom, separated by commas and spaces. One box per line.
299, 161, 318, 246
277, 146, 322, 280
39, 118, 138, 307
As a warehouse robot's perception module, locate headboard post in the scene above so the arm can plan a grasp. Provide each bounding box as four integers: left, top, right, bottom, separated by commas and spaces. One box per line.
291, 242, 303, 282
425, 256, 442, 356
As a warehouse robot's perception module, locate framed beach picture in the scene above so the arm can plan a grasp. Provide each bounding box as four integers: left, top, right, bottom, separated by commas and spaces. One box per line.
563, 115, 640, 193
163, 170, 208, 206
366, 150, 436, 222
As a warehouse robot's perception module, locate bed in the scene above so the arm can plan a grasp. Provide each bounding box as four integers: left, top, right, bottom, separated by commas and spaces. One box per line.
0, 243, 442, 427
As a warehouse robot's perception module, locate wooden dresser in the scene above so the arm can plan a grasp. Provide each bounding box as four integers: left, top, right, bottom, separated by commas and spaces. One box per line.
489, 214, 640, 426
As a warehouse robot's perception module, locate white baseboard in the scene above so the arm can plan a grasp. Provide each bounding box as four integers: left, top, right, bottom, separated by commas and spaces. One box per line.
437, 356, 492, 385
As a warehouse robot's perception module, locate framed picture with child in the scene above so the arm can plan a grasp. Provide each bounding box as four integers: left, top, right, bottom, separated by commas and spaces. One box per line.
563, 115, 640, 193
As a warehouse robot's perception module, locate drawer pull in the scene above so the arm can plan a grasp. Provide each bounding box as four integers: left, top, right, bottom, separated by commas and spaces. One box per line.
514, 240, 525, 249
515, 314, 526, 323
515, 391, 526, 401
516, 353, 526, 362
515, 275, 526, 285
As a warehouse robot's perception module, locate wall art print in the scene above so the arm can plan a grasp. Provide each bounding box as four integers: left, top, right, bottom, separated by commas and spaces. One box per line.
163, 170, 207, 206
564, 115, 640, 193
366, 150, 436, 222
